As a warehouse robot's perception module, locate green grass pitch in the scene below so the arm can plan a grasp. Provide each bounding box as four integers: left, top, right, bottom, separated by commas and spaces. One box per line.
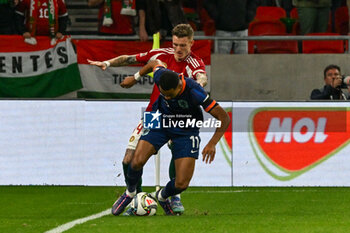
1, 186, 350, 233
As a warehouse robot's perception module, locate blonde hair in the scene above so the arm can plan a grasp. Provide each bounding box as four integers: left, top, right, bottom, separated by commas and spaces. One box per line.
172, 24, 194, 40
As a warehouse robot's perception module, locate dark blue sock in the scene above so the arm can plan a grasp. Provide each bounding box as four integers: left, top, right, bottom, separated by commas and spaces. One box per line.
161, 179, 185, 199
127, 165, 143, 193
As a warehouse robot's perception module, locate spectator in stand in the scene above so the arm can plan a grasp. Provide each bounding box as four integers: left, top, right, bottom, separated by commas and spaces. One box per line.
15, 0, 68, 45
292, 0, 332, 35
136, 0, 187, 41
88, 0, 135, 35
0, 0, 19, 34
203, 0, 258, 54
310, 64, 350, 100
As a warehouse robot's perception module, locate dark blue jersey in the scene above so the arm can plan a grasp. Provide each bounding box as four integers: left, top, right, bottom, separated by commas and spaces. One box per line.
152, 65, 217, 133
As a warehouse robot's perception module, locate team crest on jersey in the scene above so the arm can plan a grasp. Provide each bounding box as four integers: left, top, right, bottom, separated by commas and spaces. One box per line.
139, 52, 147, 57
129, 136, 135, 142
178, 100, 189, 109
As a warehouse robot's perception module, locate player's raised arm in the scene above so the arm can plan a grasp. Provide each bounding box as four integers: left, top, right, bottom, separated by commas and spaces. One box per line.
202, 105, 230, 164
120, 59, 164, 88
87, 55, 138, 70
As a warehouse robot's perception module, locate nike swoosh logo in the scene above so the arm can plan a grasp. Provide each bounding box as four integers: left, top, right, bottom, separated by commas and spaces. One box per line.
191, 150, 198, 153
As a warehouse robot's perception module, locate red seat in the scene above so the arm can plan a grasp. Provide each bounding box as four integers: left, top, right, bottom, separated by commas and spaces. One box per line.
290, 7, 300, 34
302, 33, 344, 53
255, 6, 287, 20
248, 20, 289, 53
290, 7, 298, 19
255, 37, 298, 54
334, 6, 349, 35
248, 20, 287, 35
199, 8, 216, 36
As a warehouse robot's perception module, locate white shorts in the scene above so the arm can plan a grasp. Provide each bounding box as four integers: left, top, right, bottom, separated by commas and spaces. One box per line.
127, 119, 145, 150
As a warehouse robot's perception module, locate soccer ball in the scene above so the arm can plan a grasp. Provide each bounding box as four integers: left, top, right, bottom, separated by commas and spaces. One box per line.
130, 192, 157, 216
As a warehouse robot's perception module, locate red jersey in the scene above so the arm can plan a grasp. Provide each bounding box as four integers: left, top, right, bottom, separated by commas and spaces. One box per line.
98, 0, 134, 35
136, 48, 206, 111
16, 0, 68, 36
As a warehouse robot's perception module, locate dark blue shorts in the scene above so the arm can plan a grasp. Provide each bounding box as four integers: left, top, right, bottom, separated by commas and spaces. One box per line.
140, 129, 201, 159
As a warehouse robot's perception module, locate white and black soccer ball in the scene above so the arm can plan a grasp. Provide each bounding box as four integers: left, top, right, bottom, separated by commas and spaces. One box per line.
130, 192, 157, 216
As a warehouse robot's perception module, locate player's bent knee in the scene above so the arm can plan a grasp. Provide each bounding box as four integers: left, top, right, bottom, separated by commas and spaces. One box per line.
122, 149, 135, 164
175, 180, 190, 191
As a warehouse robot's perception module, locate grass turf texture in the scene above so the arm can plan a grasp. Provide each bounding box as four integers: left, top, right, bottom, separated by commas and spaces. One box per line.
1, 186, 350, 233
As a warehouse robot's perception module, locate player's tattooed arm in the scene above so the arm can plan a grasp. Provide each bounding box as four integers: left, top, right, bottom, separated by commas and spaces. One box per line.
196, 73, 208, 87
87, 55, 138, 70
109, 55, 138, 67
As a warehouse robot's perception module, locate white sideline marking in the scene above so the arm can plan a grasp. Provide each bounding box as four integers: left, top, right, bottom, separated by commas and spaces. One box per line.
44, 208, 111, 233
186, 189, 329, 193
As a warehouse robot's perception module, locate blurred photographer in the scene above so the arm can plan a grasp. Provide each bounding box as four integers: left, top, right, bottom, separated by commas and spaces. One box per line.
310, 64, 350, 100
0, 0, 19, 34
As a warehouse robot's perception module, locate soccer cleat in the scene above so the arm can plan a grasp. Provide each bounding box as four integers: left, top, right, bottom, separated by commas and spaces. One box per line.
122, 207, 135, 216
111, 192, 133, 216
171, 196, 185, 214
154, 190, 175, 216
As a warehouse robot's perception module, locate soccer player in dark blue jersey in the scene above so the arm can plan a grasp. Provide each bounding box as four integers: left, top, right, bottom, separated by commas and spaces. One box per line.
112, 60, 230, 215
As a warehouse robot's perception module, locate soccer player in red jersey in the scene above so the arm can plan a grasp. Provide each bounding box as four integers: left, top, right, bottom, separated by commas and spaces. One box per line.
88, 24, 208, 215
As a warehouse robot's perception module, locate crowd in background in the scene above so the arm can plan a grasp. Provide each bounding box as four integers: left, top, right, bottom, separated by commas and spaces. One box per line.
0, 0, 349, 52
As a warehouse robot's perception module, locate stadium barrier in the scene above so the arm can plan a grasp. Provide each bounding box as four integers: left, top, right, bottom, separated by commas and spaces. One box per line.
0, 100, 349, 187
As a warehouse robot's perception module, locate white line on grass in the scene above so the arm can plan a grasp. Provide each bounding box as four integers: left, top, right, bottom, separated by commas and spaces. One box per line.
44, 208, 111, 233
186, 189, 326, 193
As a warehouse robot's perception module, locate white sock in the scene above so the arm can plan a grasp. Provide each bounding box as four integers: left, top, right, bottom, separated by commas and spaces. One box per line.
126, 189, 136, 198
157, 189, 166, 202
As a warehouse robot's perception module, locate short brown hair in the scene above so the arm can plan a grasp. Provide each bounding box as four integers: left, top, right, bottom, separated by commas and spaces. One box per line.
172, 24, 194, 40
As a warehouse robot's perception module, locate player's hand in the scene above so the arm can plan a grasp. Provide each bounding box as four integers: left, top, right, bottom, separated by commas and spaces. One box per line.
55, 32, 63, 39
333, 77, 342, 88
87, 59, 108, 70
121, 76, 137, 88
139, 27, 149, 42
23, 32, 31, 39
202, 142, 216, 164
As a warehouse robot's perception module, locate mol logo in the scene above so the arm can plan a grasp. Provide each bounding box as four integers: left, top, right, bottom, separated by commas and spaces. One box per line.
264, 117, 328, 143
249, 108, 350, 181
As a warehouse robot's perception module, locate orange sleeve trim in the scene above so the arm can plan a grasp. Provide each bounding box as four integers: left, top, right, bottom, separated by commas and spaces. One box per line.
178, 74, 186, 95
153, 64, 165, 73
205, 100, 217, 112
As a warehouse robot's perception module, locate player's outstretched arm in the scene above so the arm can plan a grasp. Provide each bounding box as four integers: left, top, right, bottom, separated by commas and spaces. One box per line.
87, 55, 138, 71
202, 105, 230, 164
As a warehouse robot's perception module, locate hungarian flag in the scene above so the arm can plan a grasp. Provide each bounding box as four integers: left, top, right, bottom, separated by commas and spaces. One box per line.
0, 35, 82, 97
